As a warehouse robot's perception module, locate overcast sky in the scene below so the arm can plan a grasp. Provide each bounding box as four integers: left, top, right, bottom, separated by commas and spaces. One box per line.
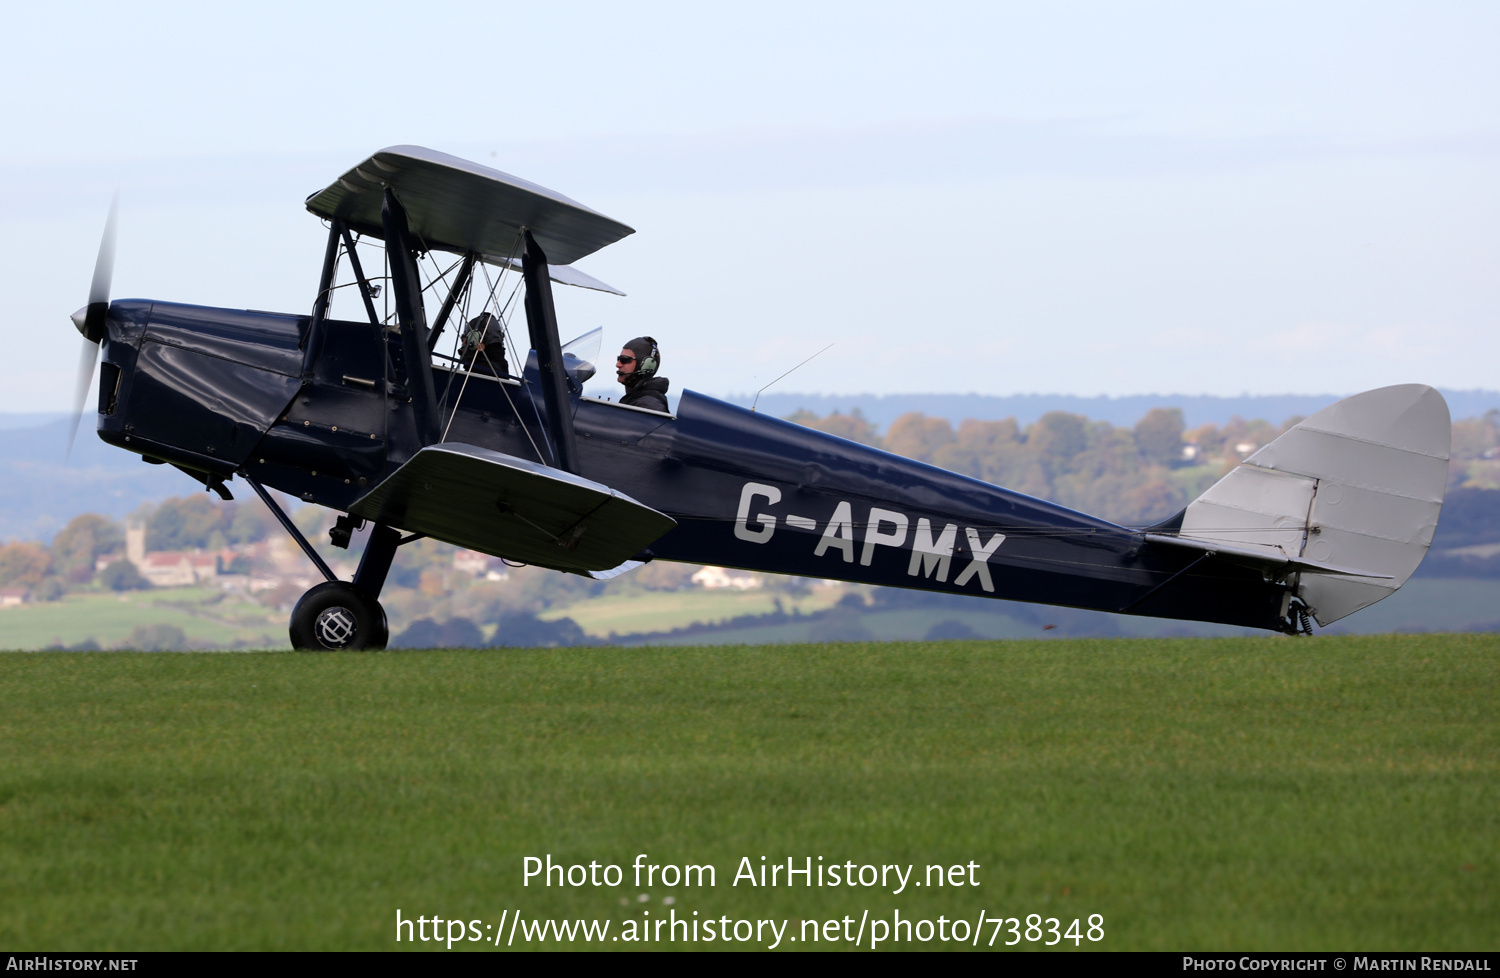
3, 1, 1496, 411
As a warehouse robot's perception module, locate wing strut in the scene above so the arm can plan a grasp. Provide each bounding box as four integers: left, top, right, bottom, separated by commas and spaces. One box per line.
427, 253, 475, 353
521, 229, 580, 474
382, 188, 442, 446
303, 218, 342, 361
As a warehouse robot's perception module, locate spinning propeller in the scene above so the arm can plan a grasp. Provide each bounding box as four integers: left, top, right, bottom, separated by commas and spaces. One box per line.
66, 196, 117, 459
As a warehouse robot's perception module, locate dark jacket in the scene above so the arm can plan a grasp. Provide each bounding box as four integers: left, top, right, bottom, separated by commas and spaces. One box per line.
620, 376, 670, 413
459, 315, 509, 376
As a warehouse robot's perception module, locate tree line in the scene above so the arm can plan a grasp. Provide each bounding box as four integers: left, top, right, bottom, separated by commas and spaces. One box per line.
787, 407, 1285, 526
786, 406, 1500, 527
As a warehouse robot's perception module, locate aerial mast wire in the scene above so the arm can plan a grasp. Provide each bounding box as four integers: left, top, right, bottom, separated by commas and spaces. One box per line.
750, 343, 834, 413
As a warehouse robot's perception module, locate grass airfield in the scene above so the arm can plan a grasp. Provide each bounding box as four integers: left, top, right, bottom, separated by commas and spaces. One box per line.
1, 635, 1495, 951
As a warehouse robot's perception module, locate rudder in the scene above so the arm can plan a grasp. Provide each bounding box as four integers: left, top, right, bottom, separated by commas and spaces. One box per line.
1176, 385, 1450, 626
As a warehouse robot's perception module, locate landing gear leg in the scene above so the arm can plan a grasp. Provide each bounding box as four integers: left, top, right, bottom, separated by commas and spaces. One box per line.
353, 524, 402, 602
241, 472, 397, 651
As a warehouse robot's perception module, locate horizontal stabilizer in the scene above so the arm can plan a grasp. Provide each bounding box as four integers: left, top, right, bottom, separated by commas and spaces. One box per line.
306, 146, 635, 266
1143, 533, 1395, 579
1164, 384, 1450, 626
348, 444, 675, 573
587, 559, 645, 581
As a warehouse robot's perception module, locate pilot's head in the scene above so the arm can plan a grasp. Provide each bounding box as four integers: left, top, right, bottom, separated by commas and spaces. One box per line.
617, 336, 659, 385
466, 312, 502, 350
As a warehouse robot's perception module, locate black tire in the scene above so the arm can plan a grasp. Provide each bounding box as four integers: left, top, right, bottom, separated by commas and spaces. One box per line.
288, 582, 389, 651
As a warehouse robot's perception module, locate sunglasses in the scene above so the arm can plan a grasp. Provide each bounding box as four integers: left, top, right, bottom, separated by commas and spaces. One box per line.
616, 355, 637, 364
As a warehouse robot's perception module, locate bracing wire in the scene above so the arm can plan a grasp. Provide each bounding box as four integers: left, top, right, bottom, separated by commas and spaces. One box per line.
459, 235, 550, 465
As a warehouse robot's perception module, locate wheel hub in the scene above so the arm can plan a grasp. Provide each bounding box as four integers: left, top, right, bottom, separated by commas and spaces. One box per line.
314, 606, 359, 648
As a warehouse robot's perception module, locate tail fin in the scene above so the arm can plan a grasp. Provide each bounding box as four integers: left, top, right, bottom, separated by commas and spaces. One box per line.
1172, 384, 1450, 626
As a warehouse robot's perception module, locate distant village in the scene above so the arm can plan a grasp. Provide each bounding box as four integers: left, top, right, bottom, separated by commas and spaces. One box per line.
73, 523, 763, 594
0, 492, 769, 612
97, 522, 512, 592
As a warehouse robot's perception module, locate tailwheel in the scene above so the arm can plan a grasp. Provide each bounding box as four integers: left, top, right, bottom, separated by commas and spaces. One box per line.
289, 581, 389, 651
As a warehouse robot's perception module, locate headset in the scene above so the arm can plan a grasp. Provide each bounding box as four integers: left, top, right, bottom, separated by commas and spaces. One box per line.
636, 336, 659, 378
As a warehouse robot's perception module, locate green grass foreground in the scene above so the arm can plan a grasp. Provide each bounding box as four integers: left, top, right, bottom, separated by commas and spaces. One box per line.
1, 635, 1496, 951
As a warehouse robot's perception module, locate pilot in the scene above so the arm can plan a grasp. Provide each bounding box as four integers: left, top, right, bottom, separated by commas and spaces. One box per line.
616, 336, 669, 412
460, 312, 509, 376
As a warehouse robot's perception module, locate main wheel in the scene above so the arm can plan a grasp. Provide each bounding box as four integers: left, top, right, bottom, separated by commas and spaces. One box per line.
289, 582, 389, 650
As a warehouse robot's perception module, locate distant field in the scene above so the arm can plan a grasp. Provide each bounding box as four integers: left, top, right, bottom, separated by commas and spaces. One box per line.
627, 604, 1246, 645
539, 586, 842, 637
1331, 579, 1500, 633
4, 576, 1499, 651
0, 587, 287, 650
630, 605, 1042, 645
1, 635, 1494, 950
552, 577, 1500, 645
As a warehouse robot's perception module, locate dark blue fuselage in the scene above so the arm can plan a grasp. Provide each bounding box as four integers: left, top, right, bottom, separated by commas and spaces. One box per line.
95, 300, 1289, 631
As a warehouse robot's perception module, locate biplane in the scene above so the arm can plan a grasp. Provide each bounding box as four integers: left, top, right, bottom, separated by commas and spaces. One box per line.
69, 146, 1451, 648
